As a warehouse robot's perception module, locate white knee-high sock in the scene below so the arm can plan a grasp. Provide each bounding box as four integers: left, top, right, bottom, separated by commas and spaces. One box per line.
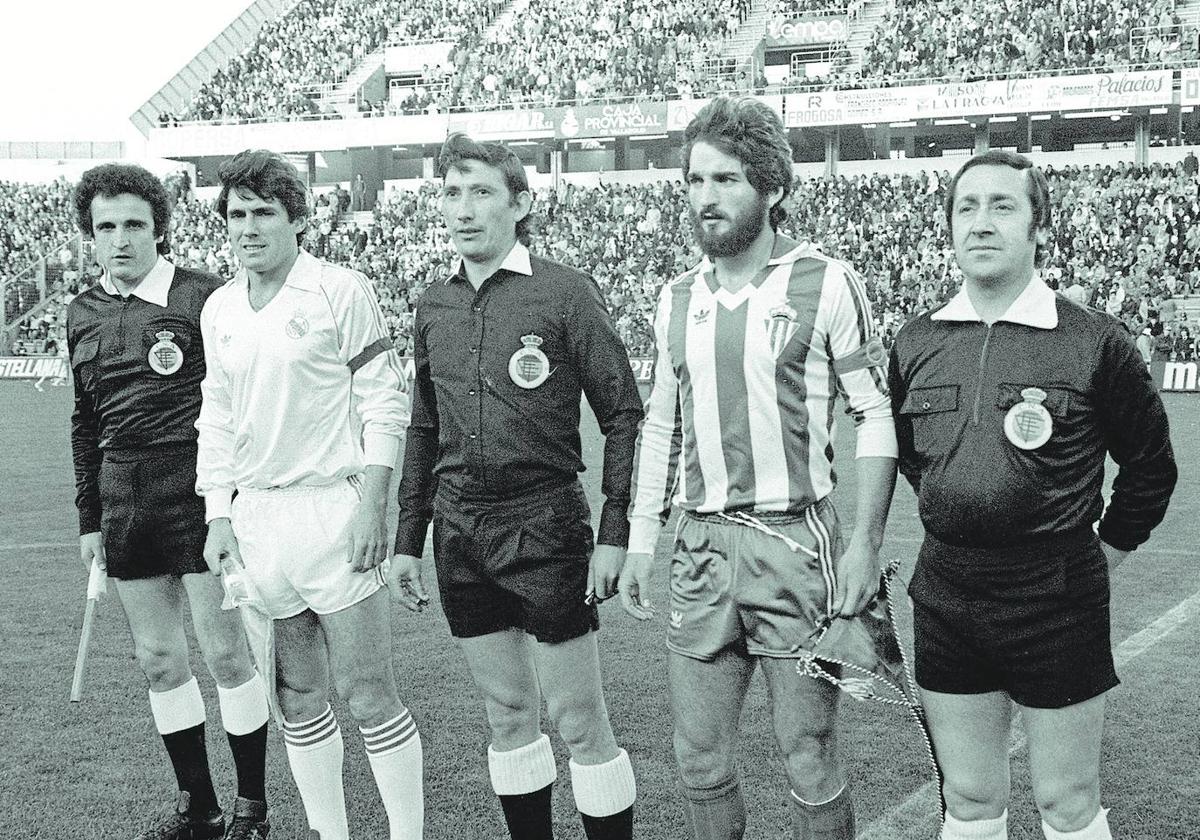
569, 749, 636, 817
361, 709, 424, 840
283, 705, 348, 840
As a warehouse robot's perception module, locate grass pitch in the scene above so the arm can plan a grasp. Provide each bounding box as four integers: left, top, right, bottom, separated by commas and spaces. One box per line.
0, 382, 1196, 839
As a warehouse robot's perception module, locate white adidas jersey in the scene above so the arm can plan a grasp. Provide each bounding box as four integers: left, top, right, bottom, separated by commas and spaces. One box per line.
195, 250, 409, 521
628, 236, 896, 554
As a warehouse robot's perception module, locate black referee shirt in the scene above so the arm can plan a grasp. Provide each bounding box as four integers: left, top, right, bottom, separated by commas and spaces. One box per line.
395, 244, 643, 555
888, 280, 1176, 551
67, 262, 223, 534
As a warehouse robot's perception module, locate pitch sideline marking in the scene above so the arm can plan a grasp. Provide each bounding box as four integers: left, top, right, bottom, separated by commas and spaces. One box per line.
0, 540, 77, 552
858, 582, 1200, 840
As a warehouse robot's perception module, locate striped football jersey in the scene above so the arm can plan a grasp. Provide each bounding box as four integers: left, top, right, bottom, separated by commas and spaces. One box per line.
628, 235, 897, 554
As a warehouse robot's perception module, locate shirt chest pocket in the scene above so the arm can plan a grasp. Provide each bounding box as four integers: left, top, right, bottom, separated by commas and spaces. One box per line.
995, 383, 1071, 417
899, 385, 960, 454
995, 383, 1074, 447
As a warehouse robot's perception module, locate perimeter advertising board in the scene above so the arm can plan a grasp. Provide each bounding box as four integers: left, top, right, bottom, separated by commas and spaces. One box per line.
0, 357, 68, 379
764, 15, 849, 47
556, 102, 668, 138
783, 69, 1173, 128
1183, 67, 1200, 106
1156, 361, 1200, 393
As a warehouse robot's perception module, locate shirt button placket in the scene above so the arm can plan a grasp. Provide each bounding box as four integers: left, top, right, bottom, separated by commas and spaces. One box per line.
472, 296, 485, 486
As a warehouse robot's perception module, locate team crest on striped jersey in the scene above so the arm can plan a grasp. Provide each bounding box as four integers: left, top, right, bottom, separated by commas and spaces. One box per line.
766, 301, 800, 359
509, 333, 550, 389
148, 330, 183, 375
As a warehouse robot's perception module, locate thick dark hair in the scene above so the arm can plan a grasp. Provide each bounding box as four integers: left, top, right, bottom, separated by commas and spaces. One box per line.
437, 132, 533, 245
73, 164, 172, 255
216, 149, 310, 245
681, 95, 793, 230
944, 149, 1053, 265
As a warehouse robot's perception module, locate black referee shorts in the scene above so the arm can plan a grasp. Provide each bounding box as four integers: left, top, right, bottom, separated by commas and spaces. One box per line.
99, 443, 209, 581
432, 481, 599, 644
909, 527, 1118, 710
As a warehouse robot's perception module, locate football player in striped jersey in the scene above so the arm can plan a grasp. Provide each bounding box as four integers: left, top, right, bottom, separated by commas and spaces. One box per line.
620, 96, 898, 840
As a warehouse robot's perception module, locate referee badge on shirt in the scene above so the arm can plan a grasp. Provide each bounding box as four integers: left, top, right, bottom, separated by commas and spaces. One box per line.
509, 333, 550, 389
1004, 387, 1053, 450
148, 330, 183, 375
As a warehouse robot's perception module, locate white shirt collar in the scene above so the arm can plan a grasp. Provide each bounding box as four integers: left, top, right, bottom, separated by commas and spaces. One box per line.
932, 273, 1058, 329
452, 241, 534, 282
100, 256, 175, 306
234, 249, 322, 293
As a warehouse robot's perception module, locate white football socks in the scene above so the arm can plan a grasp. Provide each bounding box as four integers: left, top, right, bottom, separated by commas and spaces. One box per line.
284, 705, 347, 840
361, 709, 424, 840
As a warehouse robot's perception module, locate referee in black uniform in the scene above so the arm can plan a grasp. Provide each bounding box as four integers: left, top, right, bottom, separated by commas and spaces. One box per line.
390, 134, 643, 840
68, 164, 270, 840
888, 150, 1176, 840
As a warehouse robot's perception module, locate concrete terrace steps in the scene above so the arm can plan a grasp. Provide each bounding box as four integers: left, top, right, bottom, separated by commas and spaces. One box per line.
719, 0, 777, 61
317, 47, 389, 116
715, 0, 893, 75
842, 0, 890, 76
317, 0, 518, 117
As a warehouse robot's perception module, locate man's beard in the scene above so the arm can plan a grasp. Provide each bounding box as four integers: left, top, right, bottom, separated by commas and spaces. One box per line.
692, 194, 770, 258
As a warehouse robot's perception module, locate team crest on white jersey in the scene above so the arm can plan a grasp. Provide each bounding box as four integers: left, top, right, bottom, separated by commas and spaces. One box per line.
148, 330, 183, 375
285, 310, 309, 339
509, 334, 550, 389
766, 301, 799, 359
1004, 387, 1053, 450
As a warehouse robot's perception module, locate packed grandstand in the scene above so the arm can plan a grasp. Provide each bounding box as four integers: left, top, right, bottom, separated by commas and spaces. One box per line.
7, 158, 1200, 362
148, 0, 1200, 122
4, 0, 1200, 366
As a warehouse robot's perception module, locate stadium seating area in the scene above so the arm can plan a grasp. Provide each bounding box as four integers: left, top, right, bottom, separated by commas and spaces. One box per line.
446, 0, 751, 109
176, 0, 505, 123
164, 0, 756, 120
860, 0, 1181, 83
8, 162, 1198, 360
156, 0, 1200, 123
0, 180, 76, 289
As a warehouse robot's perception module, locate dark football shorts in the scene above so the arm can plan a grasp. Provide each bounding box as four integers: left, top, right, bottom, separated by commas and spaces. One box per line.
99, 443, 209, 580
909, 528, 1119, 709
432, 481, 599, 644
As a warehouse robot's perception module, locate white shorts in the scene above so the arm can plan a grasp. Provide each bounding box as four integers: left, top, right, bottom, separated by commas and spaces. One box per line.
231, 478, 384, 619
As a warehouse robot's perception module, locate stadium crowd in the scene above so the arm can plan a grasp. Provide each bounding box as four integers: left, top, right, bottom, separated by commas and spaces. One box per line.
861, 0, 1182, 84
153, 0, 1200, 124
7, 162, 1200, 360
172, 0, 503, 123
446, 0, 751, 109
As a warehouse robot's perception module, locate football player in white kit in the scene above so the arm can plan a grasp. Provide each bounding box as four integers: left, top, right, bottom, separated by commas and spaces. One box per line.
195, 150, 423, 840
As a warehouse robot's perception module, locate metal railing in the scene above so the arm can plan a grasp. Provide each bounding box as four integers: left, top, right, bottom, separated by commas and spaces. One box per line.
2, 233, 87, 345
1130, 23, 1191, 58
